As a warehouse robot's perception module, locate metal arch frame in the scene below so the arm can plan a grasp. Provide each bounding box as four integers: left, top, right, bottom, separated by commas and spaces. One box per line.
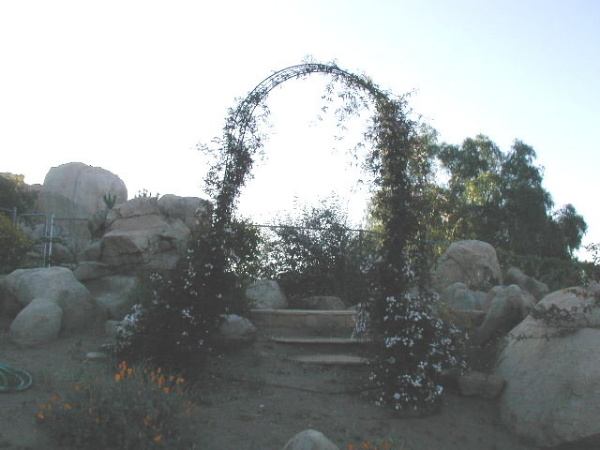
216, 63, 394, 223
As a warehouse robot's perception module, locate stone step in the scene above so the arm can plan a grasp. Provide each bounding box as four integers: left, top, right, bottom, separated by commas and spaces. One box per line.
288, 354, 369, 366
249, 309, 356, 330
269, 336, 370, 345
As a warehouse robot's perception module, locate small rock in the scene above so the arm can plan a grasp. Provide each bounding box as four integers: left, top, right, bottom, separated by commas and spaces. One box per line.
86, 351, 109, 361
282, 429, 339, 450
217, 314, 257, 346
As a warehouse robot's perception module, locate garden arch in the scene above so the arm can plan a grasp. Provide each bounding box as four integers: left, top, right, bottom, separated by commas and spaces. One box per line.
206, 62, 433, 301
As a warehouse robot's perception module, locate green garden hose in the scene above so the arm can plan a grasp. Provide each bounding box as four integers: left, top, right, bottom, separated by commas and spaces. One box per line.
0, 363, 33, 392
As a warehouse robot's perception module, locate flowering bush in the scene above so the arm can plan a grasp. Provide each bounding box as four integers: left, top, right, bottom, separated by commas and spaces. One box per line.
114, 219, 257, 371
36, 361, 199, 449
356, 293, 467, 413
114, 229, 231, 371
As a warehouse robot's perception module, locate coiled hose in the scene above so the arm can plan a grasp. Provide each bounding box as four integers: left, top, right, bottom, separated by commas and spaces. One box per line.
0, 363, 33, 392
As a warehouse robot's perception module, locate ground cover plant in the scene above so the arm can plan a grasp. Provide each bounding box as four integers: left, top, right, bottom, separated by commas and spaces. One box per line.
36, 361, 199, 449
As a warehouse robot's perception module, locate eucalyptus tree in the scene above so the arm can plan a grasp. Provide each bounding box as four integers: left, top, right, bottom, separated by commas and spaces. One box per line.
430, 135, 587, 259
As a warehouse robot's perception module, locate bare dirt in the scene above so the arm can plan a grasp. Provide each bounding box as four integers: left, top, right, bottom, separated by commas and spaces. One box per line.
0, 319, 540, 450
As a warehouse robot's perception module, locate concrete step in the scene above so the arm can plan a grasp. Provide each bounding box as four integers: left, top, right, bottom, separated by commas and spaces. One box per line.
269, 336, 370, 345
288, 354, 369, 366
249, 308, 356, 330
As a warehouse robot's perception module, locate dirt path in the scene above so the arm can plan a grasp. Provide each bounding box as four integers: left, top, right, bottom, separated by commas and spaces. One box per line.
0, 323, 539, 450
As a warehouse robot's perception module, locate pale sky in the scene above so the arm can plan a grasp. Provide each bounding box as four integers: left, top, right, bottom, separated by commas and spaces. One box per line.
1, 0, 598, 259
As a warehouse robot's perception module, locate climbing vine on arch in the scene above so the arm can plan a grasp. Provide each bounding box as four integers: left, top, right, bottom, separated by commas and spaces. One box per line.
202, 61, 466, 412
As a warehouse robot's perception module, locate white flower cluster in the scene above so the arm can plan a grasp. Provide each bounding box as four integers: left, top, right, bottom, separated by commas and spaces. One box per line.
367, 291, 467, 411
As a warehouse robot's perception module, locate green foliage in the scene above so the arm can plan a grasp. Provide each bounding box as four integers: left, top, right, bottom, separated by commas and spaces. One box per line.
262, 197, 379, 306
37, 361, 199, 449
583, 243, 600, 283
226, 217, 265, 290
102, 193, 117, 209
134, 189, 159, 199
498, 250, 586, 291
114, 230, 230, 371
429, 134, 587, 259
0, 214, 29, 273
356, 294, 467, 413
0, 172, 37, 213
114, 218, 257, 371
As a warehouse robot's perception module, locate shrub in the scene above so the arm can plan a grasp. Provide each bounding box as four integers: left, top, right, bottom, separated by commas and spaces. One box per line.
0, 173, 36, 213
262, 197, 379, 306
114, 220, 256, 371
0, 213, 29, 273
356, 293, 467, 413
36, 361, 199, 449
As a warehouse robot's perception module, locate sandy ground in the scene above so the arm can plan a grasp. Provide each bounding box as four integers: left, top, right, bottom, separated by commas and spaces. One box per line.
0, 319, 539, 450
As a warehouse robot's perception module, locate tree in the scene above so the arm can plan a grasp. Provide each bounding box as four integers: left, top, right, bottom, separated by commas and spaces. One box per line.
552, 204, 588, 257
428, 135, 587, 259
0, 173, 36, 214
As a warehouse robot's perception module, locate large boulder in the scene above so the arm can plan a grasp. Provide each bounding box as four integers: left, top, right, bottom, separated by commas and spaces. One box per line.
505, 267, 549, 301
433, 240, 502, 292
439, 282, 485, 311
35, 162, 128, 255
82, 275, 139, 320
84, 197, 192, 275
157, 194, 212, 230
495, 285, 600, 448
475, 284, 535, 345
281, 429, 339, 450
9, 298, 63, 345
246, 279, 288, 309
1, 267, 98, 344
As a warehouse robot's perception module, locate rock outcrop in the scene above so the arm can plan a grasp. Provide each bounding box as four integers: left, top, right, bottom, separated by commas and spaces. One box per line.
34, 162, 128, 256
475, 284, 536, 345
78, 196, 197, 276
495, 285, 600, 448
505, 267, 549, 301
433, 240, 502, 293
439, 282, 485, 311
1, 267, 98, 345
246, 279, 288, 309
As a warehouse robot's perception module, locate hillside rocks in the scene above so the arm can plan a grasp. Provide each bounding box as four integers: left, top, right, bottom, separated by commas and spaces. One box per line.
475, 285, 536, 345
35, 162, 128, 255
36, 162, 127, 215
495, 285, 600, 448
433, 240, 502, 292
78, 195, 210, 277
440, 282, 486, 311
82, 275, 139, 320
505, 267, 549, 301
157, 194, 212, 229
0, 267, 97, 345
